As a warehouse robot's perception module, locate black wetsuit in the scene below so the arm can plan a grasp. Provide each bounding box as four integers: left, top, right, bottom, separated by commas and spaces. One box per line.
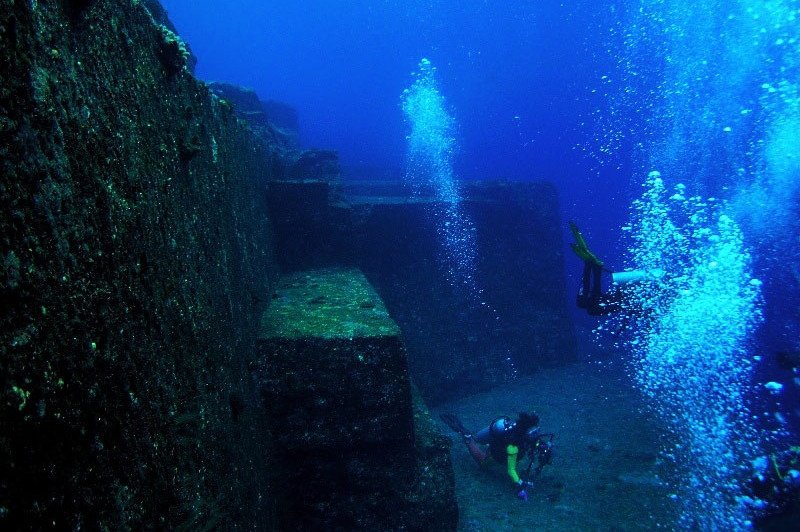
576, 262, 624, 316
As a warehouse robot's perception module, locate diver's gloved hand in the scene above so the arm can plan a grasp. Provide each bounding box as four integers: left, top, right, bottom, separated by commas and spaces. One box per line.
462, 433, 473, 442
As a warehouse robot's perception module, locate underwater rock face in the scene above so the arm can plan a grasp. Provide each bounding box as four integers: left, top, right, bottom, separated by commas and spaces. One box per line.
206, 82, 343, 186
354, 181, 576, 403
283, 149, 341, 182
0, 0, 278, 528
267, 179, 576, 404
254, 268, 458, 530
207, 81, 298, 148
142, 0, 197, 72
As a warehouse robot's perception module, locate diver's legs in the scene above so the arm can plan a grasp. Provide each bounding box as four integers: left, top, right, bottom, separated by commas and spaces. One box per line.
591, 263, 603, 298
465, 426, 490, 465
466, 438, 488, 464
577, 263, 592, 308
582, 263, 592, 294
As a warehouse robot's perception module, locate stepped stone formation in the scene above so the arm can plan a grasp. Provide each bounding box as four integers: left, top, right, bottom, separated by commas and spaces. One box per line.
348, 181, 577, 403
253, 269, 457, 530
2, 0, 574, 527
0, 0, 457, 529
268, 177, 578, 404
207, 81, 299, 148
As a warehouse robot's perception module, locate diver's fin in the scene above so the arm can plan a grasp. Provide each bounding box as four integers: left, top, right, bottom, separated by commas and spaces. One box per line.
440, 413, 469, 436
569, 242, 587, 260
568, 221, 604, 267
569, 221, 586, 248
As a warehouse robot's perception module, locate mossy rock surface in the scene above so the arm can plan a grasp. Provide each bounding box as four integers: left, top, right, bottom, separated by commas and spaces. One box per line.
260, 267, 399, 339
0, 0, 278, 528
254, 269, 457, 530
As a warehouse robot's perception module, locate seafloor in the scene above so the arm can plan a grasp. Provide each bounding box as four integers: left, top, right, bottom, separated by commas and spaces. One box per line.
434, 338, 678, 531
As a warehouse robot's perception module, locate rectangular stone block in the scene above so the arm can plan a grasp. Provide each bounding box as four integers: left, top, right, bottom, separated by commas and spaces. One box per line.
256, 268, 413, 449
253, 268, 457, 530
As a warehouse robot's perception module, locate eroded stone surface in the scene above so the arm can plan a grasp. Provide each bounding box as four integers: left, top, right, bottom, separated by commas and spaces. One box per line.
0, 1, 277, 528
260, 268, 398, 339
266, 179, 577, 404
255, 268, 458, 530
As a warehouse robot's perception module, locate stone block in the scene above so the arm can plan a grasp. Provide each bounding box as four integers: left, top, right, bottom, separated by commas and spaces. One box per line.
254, 268, 457, 530
258, 269, 412, 448
263, 180, 577, 404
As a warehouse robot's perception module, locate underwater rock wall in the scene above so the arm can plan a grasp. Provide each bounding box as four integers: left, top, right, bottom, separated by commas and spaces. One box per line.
0, 0, 277, 528
207, 81, 299, 150
268, 178, 576, 404
254, 269, 458, 530
352, 181, 576, 404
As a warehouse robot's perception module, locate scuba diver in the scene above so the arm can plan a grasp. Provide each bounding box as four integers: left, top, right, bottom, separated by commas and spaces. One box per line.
569, 221, 664, 316
744, 446, 800, 527
441, 412, 553, 501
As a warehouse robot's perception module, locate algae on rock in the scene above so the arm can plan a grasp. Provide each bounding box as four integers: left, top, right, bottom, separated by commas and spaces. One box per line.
255, 268, 458, 530
0, 0, 278, 528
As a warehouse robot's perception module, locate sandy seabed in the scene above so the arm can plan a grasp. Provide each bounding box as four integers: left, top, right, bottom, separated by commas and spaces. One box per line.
434, 356, 679, 531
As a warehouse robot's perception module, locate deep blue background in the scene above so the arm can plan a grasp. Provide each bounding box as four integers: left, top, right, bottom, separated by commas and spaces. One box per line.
160, 0, 632, 269
160, 0, 798, 441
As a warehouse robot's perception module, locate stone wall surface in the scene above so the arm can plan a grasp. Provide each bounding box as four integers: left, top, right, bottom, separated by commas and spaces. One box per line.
351, 182, 576, 403
0, 0, 278, 528
267, 179, 577, 404
254, 269, 458, 530
207, 81, 298, 150
0, 0, 567, 526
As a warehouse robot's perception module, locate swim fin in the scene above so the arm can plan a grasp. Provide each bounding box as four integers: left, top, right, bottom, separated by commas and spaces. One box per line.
569, 221, 603, 267
440, 413, 469, 436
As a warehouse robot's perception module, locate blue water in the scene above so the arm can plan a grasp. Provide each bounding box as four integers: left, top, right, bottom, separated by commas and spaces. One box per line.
401, 58, 479, 290
162, 1, 800, 528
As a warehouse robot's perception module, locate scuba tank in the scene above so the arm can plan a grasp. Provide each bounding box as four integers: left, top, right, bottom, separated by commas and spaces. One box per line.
611, 269, 665, 285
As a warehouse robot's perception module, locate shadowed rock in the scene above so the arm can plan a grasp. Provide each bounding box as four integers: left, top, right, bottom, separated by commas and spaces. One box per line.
253, 268, 458, 530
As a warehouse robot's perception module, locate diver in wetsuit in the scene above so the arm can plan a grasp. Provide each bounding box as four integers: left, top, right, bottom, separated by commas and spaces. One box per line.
569, 221, 664, 316
744, 446, 800, 527
441, 412, 553, 500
